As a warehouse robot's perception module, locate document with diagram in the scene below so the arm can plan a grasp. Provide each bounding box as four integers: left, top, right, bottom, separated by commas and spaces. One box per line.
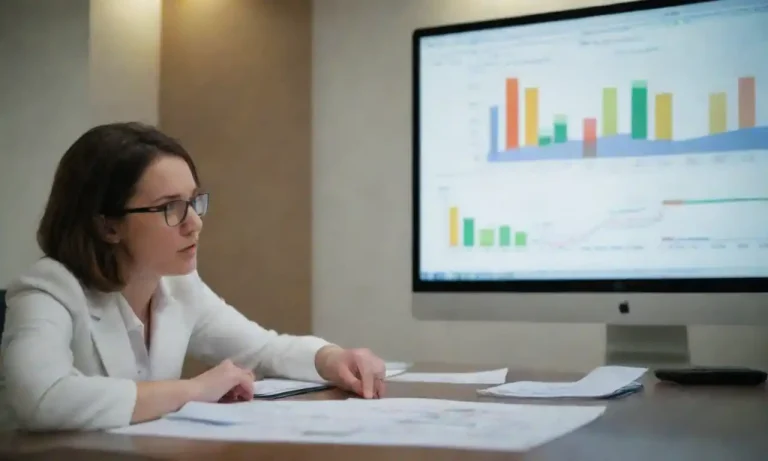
111, 397, 606, 452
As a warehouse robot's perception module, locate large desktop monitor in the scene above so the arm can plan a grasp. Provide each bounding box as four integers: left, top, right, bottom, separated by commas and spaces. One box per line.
412, 0, 768, 365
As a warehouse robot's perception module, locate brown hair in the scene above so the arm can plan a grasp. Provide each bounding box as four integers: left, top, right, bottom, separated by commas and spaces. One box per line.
37, 122, 200, 292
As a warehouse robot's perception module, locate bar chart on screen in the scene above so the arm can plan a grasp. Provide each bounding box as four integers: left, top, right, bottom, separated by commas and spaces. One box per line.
485, 75, 766, 163
443, 9, 768, 168
426, 183, 768, 278
422, 132, 768, 276
446, 199, 768, 252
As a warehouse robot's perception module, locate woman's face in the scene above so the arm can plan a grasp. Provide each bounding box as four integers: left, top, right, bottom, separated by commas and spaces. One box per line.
112, 155, 204, 278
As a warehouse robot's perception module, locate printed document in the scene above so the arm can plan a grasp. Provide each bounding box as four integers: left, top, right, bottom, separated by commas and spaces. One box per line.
478, 366, 647, 398
111, 398, 606, 452
387, 368, 508, 385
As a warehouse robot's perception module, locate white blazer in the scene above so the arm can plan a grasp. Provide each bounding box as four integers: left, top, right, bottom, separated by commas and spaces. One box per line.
0, 257, 329, 432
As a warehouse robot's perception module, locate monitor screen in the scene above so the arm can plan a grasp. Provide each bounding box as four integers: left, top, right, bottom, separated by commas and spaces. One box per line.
413, 0, 768, 291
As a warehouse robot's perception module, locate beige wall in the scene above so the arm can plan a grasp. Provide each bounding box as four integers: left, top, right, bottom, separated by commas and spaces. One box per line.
311, 0, 768, 371
0, 0, 161, 286
89, 0, 161, 126
0, 0, 91, 286
160, 0, 313, 344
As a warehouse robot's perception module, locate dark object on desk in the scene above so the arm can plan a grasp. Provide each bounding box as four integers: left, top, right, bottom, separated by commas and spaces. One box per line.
0, 289, 6, 338
654, 367, 767, 386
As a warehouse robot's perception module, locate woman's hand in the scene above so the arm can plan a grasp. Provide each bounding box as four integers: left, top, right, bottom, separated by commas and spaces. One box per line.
315, 345, 387, 399
188, 359, 255, 403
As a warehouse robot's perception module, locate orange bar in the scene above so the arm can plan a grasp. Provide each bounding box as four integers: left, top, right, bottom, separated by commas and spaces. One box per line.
739, 77, 756, 129
505, 78, 519, 149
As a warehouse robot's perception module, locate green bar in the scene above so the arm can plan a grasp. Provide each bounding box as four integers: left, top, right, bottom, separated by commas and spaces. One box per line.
499, 226, 512, 246
462, 218, 475, 247
479, 229, 495, 247
538, 135, 552, 146
554, 114, 567, 143
514, 231, 528, 247
631, 80, 648, 139
602, 88, 618, 136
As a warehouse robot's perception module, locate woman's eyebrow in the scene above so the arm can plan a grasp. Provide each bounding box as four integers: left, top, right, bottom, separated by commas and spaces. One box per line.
150, 188, 201, 204
150, 193, 182, 204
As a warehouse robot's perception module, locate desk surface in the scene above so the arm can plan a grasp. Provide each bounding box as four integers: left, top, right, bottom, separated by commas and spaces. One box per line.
0, 363, 766, 461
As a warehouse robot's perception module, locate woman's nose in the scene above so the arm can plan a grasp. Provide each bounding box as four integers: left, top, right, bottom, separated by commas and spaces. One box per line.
184, 206, 203, 232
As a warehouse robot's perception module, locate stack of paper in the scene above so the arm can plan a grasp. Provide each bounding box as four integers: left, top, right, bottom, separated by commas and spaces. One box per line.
387, 368, 508, 385
255, 368, 408, 399
253, 379, 330, 399
477, 366, 646, 399
111, 398, 607, 452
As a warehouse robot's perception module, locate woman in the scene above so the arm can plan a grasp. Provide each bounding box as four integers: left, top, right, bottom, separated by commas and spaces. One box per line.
0, 122, 386, 432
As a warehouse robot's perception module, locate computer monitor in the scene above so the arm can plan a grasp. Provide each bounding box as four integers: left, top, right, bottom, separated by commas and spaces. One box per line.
412, 0, 768, 365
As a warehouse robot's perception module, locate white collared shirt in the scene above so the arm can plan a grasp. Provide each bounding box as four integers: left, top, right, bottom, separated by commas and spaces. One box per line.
116, 297, 153, 381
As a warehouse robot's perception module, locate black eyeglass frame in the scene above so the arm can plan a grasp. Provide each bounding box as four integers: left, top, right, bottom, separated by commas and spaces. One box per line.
119, 192, 209, 227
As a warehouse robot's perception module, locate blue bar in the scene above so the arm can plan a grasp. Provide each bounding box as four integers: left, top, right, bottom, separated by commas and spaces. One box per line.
489, 106, 499, 155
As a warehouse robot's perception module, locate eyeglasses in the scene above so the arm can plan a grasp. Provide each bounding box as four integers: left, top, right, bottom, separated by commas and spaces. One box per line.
121, 193, 209, 227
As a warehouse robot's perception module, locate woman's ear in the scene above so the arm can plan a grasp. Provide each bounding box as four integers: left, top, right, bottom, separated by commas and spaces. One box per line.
95, 215, 121, 244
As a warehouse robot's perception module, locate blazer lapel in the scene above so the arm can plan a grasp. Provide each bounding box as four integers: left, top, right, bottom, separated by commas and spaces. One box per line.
88, 293, 137, 379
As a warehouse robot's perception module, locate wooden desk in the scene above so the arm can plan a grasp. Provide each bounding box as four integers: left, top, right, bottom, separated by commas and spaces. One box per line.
0, 364, 766, 460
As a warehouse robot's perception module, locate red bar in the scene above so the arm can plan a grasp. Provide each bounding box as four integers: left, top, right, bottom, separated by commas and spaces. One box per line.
738, 77, 756, 129
583, 118, 597, 141
505, 78, 519, 150
583, 118, 597, 158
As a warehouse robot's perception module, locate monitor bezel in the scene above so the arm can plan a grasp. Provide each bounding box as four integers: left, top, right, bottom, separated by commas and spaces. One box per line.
411, 0, 768, 294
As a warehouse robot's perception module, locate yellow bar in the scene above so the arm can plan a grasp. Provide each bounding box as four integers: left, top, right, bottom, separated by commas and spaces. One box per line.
709, 92, 727, 134
524, 88, 539, 146
449, 206, 459, 247
654, 93, 673, 140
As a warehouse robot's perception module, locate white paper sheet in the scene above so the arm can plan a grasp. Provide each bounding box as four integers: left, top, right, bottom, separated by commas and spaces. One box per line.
386, 368, 508, 385
478, 366, 647, 398
110, 398, 606, 452
384, 361, 412, 372
385, 368, 408, 378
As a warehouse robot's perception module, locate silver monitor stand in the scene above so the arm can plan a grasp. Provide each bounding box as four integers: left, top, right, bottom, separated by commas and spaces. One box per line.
605, 325, 691, 367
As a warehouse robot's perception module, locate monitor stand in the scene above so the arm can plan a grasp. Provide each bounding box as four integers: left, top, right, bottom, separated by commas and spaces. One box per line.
604, 325, 691, 368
